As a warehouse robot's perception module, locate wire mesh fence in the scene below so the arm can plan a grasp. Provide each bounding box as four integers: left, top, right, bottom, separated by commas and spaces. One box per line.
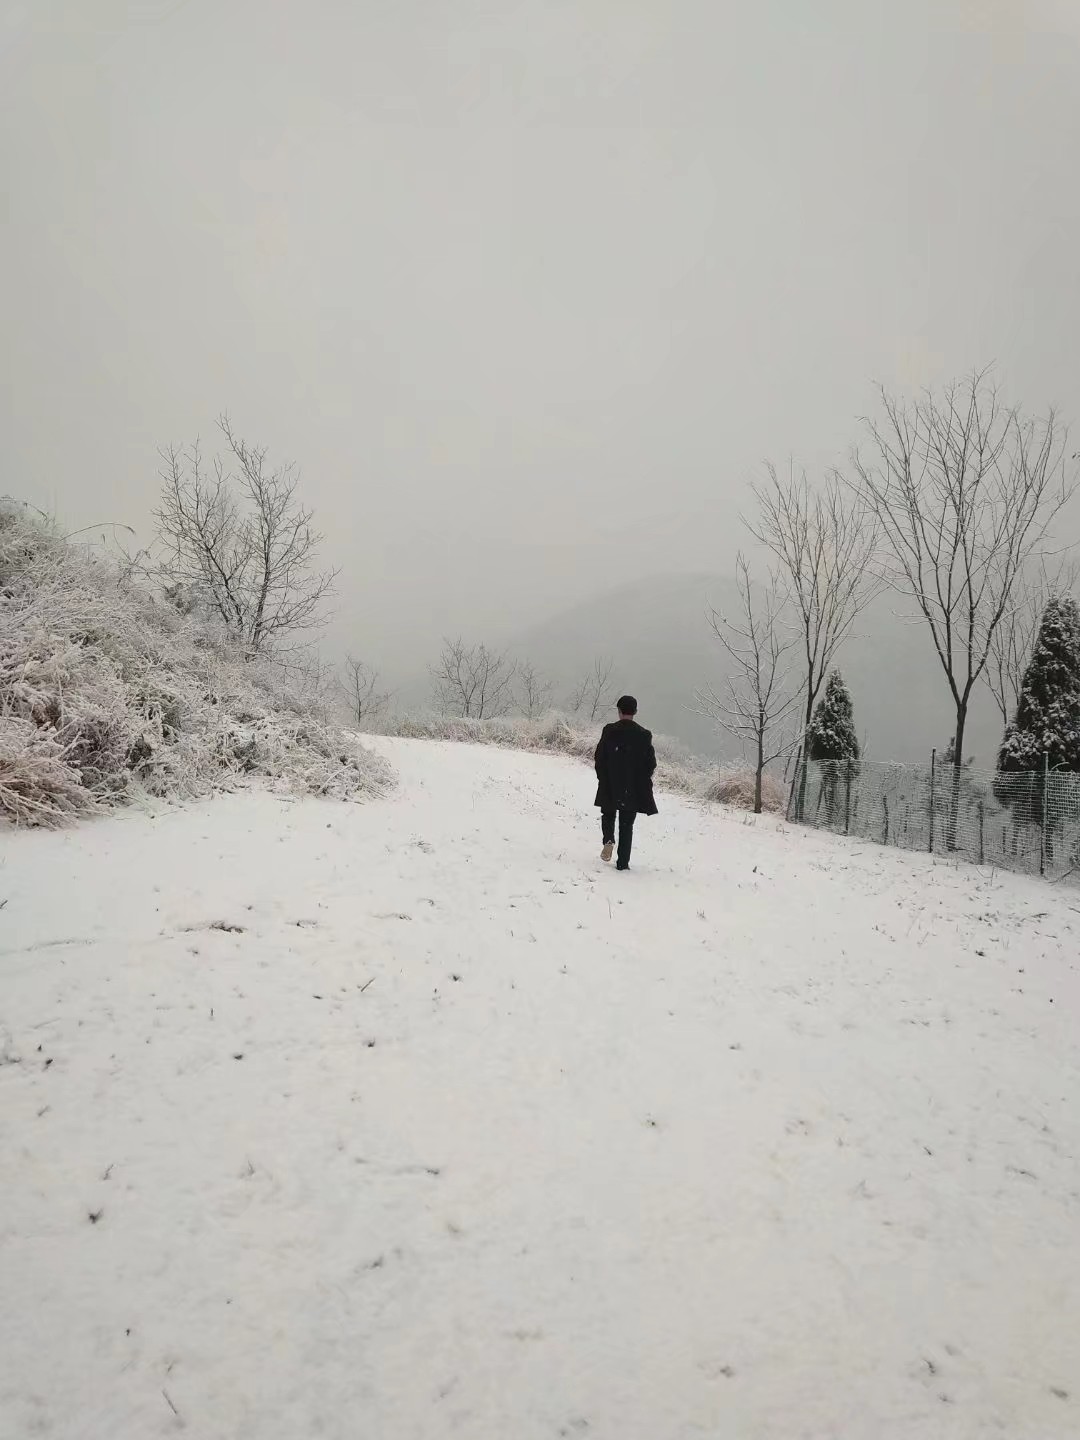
789, 754, 1080, 882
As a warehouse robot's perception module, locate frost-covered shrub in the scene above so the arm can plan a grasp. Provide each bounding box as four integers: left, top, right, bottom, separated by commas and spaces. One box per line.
0, 718, 95, 826
0, 503, 393, 826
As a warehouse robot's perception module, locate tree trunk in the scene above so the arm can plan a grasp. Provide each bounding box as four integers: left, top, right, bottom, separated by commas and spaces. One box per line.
754, 733, 764, 815
947, 702, 968, 851
796, 692, 813, 821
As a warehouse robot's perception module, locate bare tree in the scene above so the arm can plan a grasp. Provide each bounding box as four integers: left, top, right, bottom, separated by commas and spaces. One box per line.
154, 416, 337, 656
516, 660, 554, 719
566, 656, 614, 722
342, 654, 391, 725
851, 371, 1075, 845
430, 639, 517, 719
747, 462, 877, 814
695, 556, 800, 813
984, 557, 1078, 727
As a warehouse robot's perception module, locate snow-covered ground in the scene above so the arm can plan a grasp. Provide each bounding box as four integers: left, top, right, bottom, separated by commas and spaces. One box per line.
2, 737, 1079, 1440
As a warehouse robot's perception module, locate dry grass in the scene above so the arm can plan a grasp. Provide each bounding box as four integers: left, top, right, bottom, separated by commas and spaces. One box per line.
703, 767, 787, 813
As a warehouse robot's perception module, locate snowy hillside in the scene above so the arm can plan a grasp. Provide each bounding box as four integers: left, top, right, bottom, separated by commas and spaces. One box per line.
2, 738, 1078, 1440
0, 505, 391, 825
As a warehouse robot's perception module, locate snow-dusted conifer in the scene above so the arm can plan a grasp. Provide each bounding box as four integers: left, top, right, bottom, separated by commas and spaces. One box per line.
806, 670, 859, 762
997, 596, 1080, 774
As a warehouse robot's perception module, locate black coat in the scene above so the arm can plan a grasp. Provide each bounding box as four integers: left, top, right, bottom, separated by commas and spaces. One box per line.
594, 719, 659, 815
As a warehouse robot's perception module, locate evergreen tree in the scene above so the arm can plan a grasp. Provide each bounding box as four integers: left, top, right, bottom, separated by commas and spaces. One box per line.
997, 596, 1080, 774
806, 670, 860, 761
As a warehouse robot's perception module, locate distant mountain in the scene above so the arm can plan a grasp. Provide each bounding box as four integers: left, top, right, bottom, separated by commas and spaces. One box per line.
505, 572, 1003, 768
505, 572, 738, 758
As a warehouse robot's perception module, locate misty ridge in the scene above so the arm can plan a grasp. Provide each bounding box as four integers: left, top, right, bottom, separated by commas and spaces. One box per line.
380, 372, 1079, 807
390, 575, 996, 769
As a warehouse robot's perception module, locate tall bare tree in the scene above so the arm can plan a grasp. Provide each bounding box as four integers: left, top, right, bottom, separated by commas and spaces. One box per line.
342, 654, 391, 725
695, 556, 800, 813
516, 660, 554, 719
566, 656, 614, 722
851, 371, 1075, 844
155, 416, 337, 656
431, 639, 517, 719
747, 462, 877, 813
984, 557, 1078, 727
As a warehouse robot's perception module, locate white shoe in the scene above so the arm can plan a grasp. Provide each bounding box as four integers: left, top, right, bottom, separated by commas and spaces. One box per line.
601, 842, 614, 863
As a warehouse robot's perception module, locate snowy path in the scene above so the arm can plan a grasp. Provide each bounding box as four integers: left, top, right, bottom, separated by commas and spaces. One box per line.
2, 737, 1079, 1440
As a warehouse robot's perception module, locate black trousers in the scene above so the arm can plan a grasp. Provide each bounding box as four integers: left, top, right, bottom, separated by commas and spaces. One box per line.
601, 807, 637, 867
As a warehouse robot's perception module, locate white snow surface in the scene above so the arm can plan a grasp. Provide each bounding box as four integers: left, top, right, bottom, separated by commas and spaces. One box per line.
2, 737, 1079, 1440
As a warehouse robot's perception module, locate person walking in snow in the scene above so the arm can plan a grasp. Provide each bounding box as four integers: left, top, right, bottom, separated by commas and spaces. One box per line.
594, 695, 658, 871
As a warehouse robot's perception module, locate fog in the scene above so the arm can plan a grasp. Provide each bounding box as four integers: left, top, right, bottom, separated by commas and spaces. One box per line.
3, 0, 1080, 756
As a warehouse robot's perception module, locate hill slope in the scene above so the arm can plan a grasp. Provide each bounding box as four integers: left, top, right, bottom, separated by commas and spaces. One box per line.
1, 739, 1078, 1438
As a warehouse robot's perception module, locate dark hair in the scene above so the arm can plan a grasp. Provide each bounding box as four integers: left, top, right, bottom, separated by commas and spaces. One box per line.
616, 694, 638, 715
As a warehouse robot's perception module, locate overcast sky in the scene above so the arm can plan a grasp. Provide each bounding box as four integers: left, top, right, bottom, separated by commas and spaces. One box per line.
3, 0, 1080, 683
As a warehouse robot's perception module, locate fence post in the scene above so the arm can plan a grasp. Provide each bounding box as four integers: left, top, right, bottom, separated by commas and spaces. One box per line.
844, 758, 852, 834
977, 800, 985, 866
928, 748, 936, 854
1040, 751, 1049, 877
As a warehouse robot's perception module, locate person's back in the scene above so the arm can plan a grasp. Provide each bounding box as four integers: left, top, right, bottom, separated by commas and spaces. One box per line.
598, 717, 652, 806
594, 696, 657, 870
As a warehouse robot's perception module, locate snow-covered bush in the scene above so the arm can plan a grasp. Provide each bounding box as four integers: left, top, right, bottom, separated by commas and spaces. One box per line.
371, 710, 780, 810
0, 717, 96, 825
0, 504, 393, 826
